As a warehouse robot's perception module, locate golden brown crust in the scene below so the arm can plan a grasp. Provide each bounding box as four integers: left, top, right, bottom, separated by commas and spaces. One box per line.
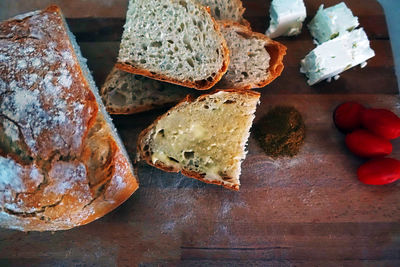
0, 5, 138, 231
116, 3, 230, 91
240, 18, 252, 30
137, 89, 260, 191
216, 20, 287, 90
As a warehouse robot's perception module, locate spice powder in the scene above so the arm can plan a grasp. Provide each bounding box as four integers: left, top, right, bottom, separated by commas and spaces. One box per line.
254, 106, 305, 158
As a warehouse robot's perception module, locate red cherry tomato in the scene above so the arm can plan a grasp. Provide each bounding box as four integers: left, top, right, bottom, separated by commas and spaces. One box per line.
345, 129, 392, 158
357, 158, 400, 185
361, 108, 400, 140
334, 101, 365, 133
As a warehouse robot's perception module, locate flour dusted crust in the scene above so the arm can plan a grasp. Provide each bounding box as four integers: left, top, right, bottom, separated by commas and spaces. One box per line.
0, 6, 138, 231
216, 21, 287, 90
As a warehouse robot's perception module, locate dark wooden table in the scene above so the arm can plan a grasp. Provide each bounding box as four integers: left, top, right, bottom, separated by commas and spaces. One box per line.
1, 0, 399, 266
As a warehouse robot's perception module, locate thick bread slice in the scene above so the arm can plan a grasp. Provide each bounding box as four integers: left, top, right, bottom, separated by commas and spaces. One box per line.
216, 21, 287, 90
100, 66, 197, 115
137, 90, 260, 190
197, 0, 250, 27
117, 0, 229, 90
0, 6, 138, 231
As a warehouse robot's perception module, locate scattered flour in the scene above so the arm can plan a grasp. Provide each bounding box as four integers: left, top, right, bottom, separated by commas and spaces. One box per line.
45, 162, 87, 195
0, 157, 24, 193
2, 119, 20, 142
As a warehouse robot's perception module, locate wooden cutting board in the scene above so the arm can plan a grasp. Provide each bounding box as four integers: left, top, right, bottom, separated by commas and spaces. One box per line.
1, 0, 399, 265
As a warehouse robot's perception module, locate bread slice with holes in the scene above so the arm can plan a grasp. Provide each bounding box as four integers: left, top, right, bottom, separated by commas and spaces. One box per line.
216, 21, 287, 90
117, 0, 229, 90
137, 90, 260, 190
100, 66, 198, 114
0, 6, 138, 231
197, 0, 250, 27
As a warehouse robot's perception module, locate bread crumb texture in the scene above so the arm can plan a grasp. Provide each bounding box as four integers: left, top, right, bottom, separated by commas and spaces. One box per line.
197, 0, 246, 23
217, 22, 271, 89
118, 0, 226, 83
100, 67, 191, 114
0, 6, 137, 231
139, 90, 260, 190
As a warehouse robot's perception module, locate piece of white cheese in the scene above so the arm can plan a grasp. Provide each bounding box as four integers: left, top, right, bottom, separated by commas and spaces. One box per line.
266, 0, 306, 38
308, 2, 359, 44
300, 28, 375, 86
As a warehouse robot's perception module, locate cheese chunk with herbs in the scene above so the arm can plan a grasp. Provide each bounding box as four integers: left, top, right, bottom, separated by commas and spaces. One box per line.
300, 28, 375, 86
308, 2, 359, 44
266, 0, 306, 38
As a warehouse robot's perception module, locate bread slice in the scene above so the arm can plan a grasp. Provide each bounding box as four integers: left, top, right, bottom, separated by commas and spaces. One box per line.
0, 6, 138, 231
137, 90, 260, 190
100, 66, 196, 114
216, 21, 287, 90
117, 0, 229, 90
197, 0, 250, 27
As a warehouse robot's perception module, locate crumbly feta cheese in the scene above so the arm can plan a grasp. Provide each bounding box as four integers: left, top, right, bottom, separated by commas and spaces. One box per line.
308, 2, 359, 44
266, 0, 306, 38
300, 28, 375, 85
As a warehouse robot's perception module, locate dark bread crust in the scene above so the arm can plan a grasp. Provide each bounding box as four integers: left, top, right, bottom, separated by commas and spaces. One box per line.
216, 21, 287, 90
116, 4, 230, 90
137, 89, 260, 191
0, 6, 138, 231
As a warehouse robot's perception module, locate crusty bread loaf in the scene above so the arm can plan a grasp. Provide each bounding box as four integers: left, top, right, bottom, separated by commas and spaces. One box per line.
0, 6, 138, 231
197, 0, 250, 27
100, 66, 197, 114
216, 21, 287, 90
117, 0, 229, 90
137, 90, 260, 190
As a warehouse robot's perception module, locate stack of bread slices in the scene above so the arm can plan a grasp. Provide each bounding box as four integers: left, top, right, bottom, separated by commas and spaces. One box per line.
0, 0, 286, 231
102, 0, 287, 191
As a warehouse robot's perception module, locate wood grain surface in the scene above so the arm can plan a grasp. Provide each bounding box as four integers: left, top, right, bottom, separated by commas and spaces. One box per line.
1, 0, 399, 266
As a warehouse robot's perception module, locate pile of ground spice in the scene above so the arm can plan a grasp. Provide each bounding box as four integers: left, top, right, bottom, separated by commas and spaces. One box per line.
254, 106, 305, 158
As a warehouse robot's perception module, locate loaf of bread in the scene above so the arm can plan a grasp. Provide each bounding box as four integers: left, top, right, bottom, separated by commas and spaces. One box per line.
197, 0, 250, 27
0, 6, 138, 231
137, 90, 260, 190
117, 0, 229, 90
100, 66, 196, 114
216, 21, 287, 89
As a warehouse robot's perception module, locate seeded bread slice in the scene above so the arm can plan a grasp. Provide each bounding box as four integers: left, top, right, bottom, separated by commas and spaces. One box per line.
216, 21, 287, 90
137, 90, 260, 191
100, 66, 199, 114
197, 0, 250, 27
117, 0, 229, 90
